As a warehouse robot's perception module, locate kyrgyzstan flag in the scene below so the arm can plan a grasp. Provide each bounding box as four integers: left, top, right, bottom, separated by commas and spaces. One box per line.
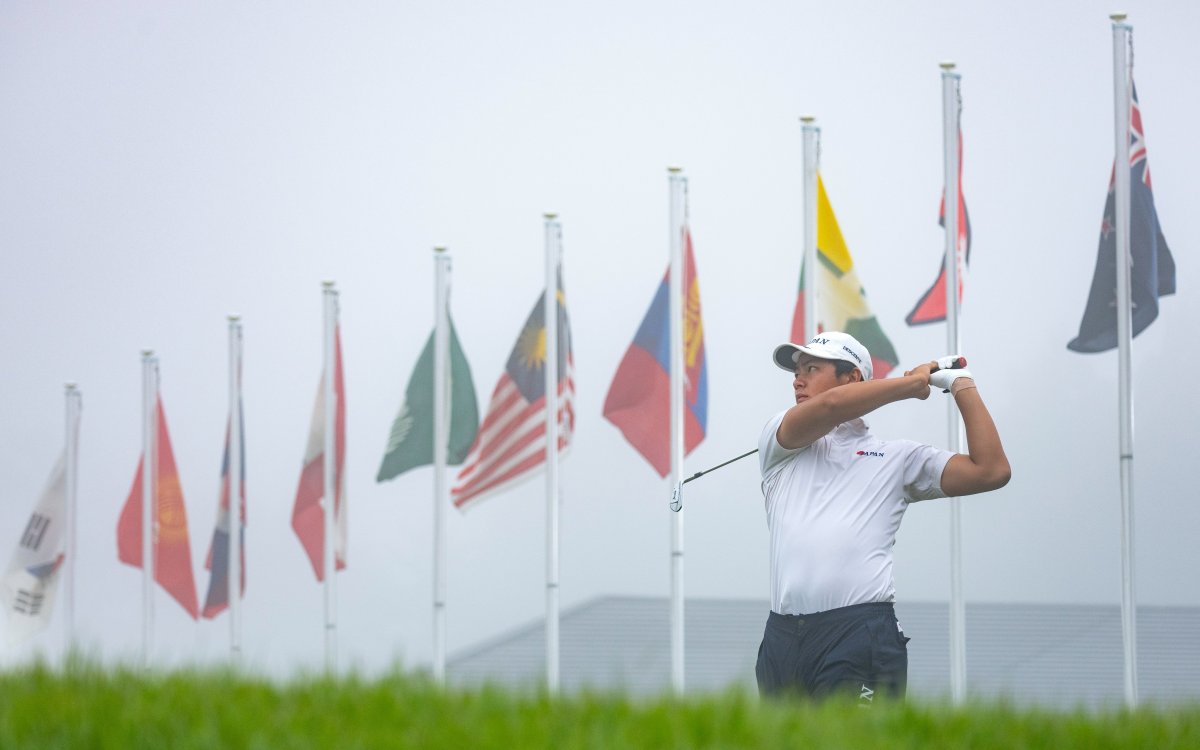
117, 396, 200, 620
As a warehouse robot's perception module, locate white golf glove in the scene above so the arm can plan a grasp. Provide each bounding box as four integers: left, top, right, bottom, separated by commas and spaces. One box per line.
929, 368, 973, 393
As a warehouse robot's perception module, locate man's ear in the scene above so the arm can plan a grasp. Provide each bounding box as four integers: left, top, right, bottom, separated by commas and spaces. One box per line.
847, 369, 864, 384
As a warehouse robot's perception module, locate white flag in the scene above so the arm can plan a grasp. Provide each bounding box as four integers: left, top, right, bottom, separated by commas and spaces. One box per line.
1, 453, 67, 644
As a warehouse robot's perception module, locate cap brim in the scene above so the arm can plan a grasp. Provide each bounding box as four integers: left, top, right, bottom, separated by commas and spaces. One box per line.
772, 343, 801, 372
772, 342, 863, 375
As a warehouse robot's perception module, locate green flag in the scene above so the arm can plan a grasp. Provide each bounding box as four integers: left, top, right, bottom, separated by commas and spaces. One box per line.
376, 320, 479, 481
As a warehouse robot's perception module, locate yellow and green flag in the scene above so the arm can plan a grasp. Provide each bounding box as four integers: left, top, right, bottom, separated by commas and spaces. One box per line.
790, 174, 899, 378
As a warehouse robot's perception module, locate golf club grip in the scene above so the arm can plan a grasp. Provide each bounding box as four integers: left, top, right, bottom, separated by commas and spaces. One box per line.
930, 355, 967, 373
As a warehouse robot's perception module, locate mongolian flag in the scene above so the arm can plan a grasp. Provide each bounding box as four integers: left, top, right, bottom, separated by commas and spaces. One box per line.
603, 227, 707, 477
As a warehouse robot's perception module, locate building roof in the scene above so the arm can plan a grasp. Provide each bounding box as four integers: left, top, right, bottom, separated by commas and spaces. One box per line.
448, 596, 1200, 709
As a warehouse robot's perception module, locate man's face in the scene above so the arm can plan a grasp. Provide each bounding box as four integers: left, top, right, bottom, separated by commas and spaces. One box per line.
791, 355, 858, 404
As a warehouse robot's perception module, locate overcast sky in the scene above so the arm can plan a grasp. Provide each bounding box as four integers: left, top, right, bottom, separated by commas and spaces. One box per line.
2, 1, 1197, 678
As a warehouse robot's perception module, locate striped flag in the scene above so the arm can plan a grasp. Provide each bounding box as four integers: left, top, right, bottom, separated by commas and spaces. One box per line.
451, 269, 574, 509
291, 326, 347, 581
792, 175, 899, 378
201, 403, 246, 619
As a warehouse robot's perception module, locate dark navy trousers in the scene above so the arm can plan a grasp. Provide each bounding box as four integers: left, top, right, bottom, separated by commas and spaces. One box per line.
755, 601, 909, 704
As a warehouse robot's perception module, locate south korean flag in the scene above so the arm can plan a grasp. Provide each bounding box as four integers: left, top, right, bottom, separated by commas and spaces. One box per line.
1, 453, 68, 645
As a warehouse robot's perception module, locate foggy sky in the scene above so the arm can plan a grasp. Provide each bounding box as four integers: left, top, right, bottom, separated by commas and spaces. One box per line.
1, 1, 1196, 677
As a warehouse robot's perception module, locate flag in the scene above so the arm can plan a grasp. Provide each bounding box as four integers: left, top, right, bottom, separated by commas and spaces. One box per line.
117, 397, 201, 620
201, 403, 246, 619
792, 176, 899, 379
603, 228, 707, 477
377, 319, 479, 481
451, 270, 574, 509
291, 327, 347, 581
906, 133, 972, 327
1068, 84, 1176, 353
1, 454, 67, 643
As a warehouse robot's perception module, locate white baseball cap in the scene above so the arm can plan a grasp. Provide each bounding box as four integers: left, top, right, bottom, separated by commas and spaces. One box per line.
772, 331, 873, 381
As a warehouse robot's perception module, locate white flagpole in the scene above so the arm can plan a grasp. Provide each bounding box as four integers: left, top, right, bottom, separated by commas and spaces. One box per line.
1110, 12, 1138, 708
141, 350, 157, 669
64, 382, 81, 652
432, 248, 450, 685
321, 281, 338, 673
227, 315, 244, 661
543, 213, 562, 692
800, 117, 819, 342
667, 167, 686, 694
940, 61, 968, 705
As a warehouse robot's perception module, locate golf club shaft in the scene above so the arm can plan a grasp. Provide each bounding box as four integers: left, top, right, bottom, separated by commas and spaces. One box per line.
682, 448, 759, 485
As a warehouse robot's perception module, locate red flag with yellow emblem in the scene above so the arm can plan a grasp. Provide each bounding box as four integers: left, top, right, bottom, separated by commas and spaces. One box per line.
117, 396, 200, 619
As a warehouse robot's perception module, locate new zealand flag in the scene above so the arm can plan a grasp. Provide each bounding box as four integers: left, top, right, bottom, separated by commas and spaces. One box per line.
1068, 84, 1176, 353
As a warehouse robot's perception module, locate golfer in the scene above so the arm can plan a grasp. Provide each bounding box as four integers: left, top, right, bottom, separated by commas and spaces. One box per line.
755, 331, 1010, 703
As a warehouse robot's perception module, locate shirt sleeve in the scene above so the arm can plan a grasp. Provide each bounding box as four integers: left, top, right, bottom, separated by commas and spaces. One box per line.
759, 408, 804, 478
901, 441, 955, 502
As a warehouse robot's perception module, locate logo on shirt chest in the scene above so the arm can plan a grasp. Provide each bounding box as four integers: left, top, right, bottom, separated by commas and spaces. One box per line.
855, 450, 885, 458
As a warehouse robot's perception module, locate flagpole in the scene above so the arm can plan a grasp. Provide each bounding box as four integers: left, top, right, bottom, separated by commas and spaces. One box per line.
800, 117, 819, 342
667, 167, 686, 694
321, 281, 338, 673
1110, 12, 1138, 708
141, 350, 157, 669
432, 248, 450, 685
64, 382, 81, 652
940, 60, 968, 705
543, 213, 562, 692
227, 315, 244, 661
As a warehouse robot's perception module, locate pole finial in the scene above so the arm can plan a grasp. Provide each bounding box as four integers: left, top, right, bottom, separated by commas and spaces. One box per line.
227, 314, 241, 322
543, 212, 558, 220
939, 61, 957, 71
1110, 12, 1127, 22
433, 246, 447, 254
799, 115, 816, 124
667, 165, 683, 174
65, 381, 77, 391
322, 280, 335, 289
141, 349, 154, 358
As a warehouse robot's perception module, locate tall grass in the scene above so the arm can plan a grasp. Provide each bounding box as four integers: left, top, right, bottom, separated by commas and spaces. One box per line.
1, 661, 1197, 749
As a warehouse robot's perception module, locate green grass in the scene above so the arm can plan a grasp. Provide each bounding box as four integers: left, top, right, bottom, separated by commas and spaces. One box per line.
1, 661, 1198, 749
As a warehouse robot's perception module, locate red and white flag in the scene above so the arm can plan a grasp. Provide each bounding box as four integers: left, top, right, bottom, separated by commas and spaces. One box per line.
291, 327, 347, 581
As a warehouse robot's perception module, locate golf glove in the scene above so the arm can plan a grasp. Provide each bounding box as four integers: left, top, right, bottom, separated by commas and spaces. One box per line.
929, 368, 973, 393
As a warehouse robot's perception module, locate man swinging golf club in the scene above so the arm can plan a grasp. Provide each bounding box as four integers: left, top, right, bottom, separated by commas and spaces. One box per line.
755, 331, 1010, 703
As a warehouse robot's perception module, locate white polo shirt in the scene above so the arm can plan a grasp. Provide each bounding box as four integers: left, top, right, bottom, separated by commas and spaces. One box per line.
759, 408, 954, 615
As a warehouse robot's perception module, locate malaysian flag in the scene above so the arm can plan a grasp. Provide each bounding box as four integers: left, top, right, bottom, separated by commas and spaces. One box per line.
451, 269, 574, 509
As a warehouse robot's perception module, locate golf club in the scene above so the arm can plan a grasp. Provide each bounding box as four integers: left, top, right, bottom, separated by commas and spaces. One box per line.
668, 355, 968, 512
